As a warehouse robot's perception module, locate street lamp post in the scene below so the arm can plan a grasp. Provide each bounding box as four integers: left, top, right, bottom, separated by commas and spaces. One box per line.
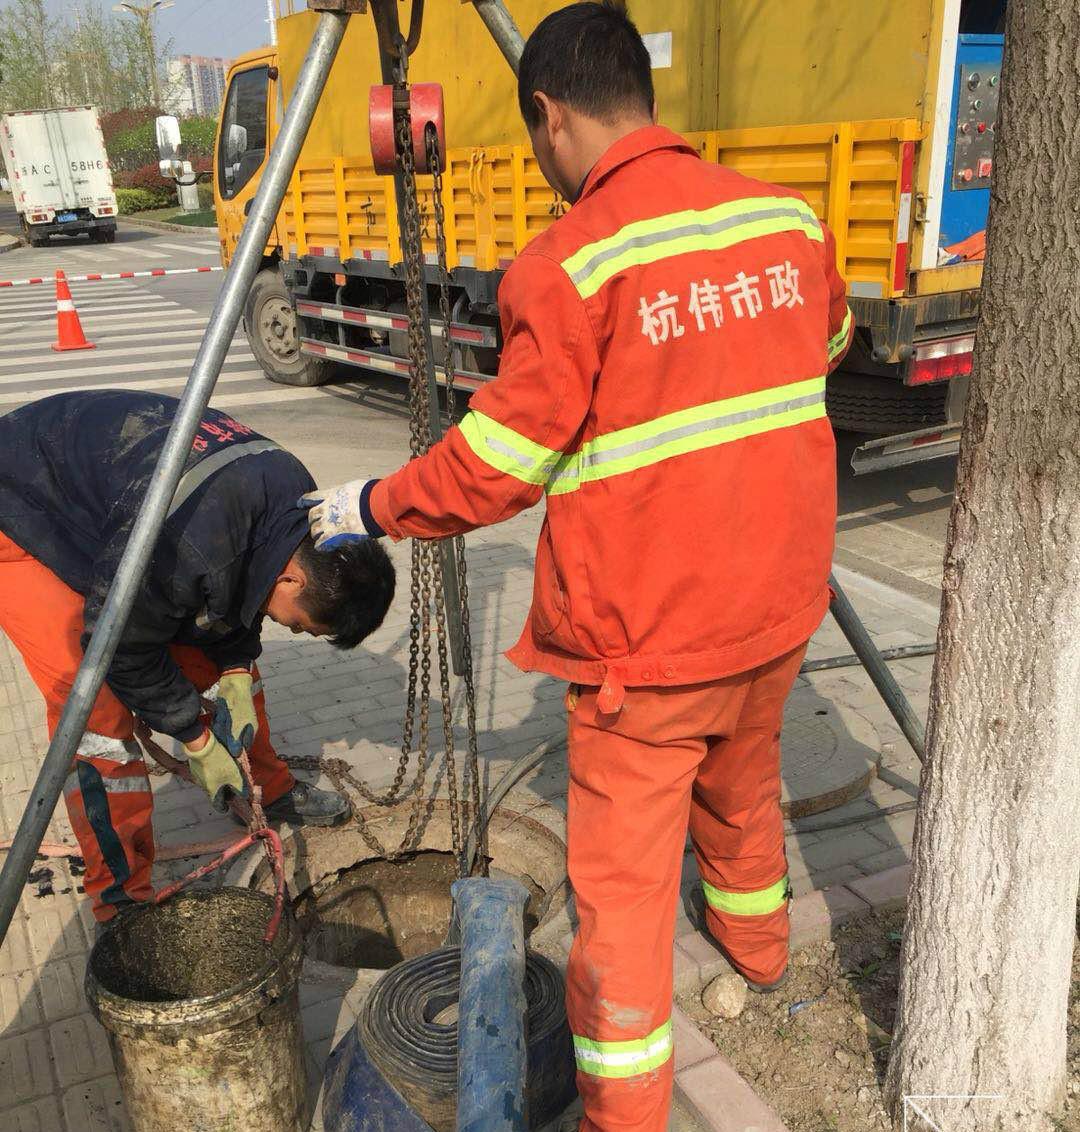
113, 0, 174, 109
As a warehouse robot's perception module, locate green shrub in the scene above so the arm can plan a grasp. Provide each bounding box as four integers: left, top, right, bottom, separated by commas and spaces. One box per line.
180, 117, 218, 159
116, 187, 163, 214
196, 180, 215, 209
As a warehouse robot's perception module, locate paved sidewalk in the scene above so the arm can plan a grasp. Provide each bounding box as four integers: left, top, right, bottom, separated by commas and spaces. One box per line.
0, 493, 937, 1130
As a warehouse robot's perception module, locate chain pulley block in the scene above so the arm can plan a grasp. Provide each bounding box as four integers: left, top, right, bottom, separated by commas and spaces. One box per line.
370, 82, 446, 175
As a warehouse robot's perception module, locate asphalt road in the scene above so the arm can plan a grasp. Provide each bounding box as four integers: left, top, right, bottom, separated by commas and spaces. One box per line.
0, 203, 956, 606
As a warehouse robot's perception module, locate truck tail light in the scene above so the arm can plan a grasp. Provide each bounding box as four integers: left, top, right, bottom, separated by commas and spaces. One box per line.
98, 206, 115, 215
30, 212, 48, 222
909, 335, 975, 385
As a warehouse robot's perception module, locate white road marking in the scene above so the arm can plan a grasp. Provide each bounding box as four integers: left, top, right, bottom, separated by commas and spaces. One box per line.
0, 349, 255, 385
2, 326, 234, 354
154, 241, 220, 255
0, 339, 248, 369
0, 367, 267, 404
0, 298, 180, 322
4, 313, 208, 340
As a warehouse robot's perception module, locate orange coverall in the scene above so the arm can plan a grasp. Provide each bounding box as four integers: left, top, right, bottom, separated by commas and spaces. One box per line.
0, 530, 294, 921
370, 126, 852, 1132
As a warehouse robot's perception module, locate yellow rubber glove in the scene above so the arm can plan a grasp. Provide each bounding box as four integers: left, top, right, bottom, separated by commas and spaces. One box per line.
212, 668, 258, 758
184, 729, 244, 812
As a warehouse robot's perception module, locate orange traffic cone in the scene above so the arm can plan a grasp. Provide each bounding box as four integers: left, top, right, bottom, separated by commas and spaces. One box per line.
51, 270, 95, 352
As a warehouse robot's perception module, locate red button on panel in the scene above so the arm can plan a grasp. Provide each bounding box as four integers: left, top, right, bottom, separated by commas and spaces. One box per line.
977, 122, 987, 133
977, 158, 993, 178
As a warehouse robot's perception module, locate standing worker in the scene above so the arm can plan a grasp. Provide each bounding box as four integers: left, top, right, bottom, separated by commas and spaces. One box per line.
0, 391, 395, 926
305, 4, 852, 1130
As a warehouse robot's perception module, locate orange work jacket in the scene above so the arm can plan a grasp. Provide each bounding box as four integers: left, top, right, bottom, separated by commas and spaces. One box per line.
371, 126, 852, 708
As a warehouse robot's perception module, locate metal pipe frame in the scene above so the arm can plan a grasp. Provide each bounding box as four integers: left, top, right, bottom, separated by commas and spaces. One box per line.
470, 0, 525, 73
827, 573, 928, 761
0, 10, 351, 950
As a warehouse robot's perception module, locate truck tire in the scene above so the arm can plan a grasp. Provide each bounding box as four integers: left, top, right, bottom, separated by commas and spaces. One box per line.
826, 371, 948, 435
243, 268, 336, 387
89, 227, 116, 244
21, 219, 47, 248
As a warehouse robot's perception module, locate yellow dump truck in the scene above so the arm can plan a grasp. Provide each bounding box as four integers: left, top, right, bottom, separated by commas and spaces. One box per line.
213, 0, 1005, 471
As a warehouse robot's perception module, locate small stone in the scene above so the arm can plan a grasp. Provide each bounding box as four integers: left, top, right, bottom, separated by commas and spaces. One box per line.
701, 970, 747, 1019
822, 939, 836, 954
857, 1086, 874, 1107
834, 1047, 851, 1068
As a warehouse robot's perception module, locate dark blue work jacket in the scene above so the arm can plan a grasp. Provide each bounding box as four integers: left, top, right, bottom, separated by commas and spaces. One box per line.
0, 391, 314, 739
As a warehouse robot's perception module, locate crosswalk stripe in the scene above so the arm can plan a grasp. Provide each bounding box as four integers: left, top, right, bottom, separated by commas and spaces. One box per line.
0, 349, 256, 385
0, 292, 154, 315
2, 321, 217, 350
3, 308, 192, 335
0, 368, 270, 405
0, 338, 247, 369
0, 299, 181, 323
3, 313, 204, 341
154, 241, 219, 255
210, 384, 359, 408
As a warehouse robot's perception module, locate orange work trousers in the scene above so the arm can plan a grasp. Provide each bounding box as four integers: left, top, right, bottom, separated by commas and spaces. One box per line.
0, 530, 294, 922
565, 642, 806, 1132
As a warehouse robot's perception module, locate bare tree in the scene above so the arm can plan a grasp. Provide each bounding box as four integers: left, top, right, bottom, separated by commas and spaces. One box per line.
0, 0, 56, 110
884, 3, 1080, 1131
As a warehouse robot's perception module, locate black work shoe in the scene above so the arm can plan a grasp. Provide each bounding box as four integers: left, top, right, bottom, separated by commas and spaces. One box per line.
262, 781, 352, 828
745, 967, 789, 995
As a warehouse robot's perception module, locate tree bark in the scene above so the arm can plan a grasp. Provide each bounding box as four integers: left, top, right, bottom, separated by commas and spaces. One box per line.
884, 4, 1080, 1130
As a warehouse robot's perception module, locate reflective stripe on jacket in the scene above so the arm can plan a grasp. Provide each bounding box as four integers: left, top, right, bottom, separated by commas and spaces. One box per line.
371, 126, 851, 692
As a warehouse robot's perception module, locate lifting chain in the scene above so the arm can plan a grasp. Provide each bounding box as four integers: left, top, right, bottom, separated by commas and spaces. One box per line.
284, 47, 484, 874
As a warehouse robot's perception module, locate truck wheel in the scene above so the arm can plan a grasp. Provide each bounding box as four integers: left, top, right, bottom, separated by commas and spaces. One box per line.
243, 269, 335, 387
826, 371, 948, 434
22, 219, 47, 248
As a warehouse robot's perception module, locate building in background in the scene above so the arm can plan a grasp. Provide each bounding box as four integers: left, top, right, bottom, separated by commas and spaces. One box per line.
164, 55, 230, 117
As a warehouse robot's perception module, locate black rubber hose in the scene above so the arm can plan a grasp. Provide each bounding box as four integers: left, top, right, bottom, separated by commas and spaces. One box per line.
360, 947, 576, 1132
827, 574, 928, 761
464, 737, 567, 876
799, 642, 936, 673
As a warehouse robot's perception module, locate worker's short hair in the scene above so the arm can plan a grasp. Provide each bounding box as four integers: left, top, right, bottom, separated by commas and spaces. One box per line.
295, 535, 395, 649
518, 2, 654, 131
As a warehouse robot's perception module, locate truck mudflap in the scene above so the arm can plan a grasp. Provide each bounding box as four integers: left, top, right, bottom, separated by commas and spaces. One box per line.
850, 423, 961, 475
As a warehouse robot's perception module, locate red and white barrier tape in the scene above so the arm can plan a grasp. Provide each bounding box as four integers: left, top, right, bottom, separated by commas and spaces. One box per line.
0, 265, 224, 289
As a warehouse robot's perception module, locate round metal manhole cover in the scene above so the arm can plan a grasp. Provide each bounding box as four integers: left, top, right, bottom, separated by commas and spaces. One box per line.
781, 688, 882, 818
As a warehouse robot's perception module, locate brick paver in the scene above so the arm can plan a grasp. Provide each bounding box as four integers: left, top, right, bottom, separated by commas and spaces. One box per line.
0, 433, 938, 1130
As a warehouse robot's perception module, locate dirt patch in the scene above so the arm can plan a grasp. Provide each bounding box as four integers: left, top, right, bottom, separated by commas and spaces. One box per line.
678, 909, 1080, 1132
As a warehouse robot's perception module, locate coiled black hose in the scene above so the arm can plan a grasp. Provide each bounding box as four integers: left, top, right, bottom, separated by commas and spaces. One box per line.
360, 947, 576, 1132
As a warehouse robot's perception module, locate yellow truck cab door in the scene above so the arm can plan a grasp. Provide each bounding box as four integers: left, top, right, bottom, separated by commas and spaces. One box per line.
215, 56, 279, 264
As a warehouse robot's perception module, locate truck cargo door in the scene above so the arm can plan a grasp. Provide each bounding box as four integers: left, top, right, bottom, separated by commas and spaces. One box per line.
43, 111, 79, 207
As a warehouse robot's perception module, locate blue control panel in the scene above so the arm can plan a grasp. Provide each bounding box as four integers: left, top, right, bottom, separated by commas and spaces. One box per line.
940, 33, 1004, 252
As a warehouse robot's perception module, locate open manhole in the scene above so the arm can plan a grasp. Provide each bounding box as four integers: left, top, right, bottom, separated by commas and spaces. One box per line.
231, 798, 568, 976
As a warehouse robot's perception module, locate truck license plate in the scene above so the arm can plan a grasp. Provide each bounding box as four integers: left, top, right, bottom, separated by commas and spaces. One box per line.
56, 212, 77, 223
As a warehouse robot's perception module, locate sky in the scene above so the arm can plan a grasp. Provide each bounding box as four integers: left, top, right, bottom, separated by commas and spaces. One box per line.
40, 0, 290, 62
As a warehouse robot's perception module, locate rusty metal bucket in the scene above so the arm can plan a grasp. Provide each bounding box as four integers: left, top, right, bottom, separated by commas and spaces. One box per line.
86, 887, 306, 1132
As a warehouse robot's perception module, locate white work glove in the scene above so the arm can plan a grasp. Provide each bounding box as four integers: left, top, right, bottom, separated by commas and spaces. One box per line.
300, 478, 383, 550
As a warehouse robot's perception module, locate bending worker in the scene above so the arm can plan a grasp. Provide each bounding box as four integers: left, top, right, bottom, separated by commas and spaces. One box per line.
306, 4, 851, 1130
0, 390, 395, 925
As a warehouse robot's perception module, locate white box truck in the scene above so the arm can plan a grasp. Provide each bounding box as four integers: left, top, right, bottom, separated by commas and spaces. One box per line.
0, 106, 118, 246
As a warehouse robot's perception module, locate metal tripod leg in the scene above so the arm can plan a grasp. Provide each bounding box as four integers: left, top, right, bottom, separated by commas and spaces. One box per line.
827, 572, 927, 761
0, 10, 352, 950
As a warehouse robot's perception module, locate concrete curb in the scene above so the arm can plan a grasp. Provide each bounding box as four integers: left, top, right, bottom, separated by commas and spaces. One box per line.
119, 214, 219, 236
0, 233, 22, 256
671, 863, 912, 1132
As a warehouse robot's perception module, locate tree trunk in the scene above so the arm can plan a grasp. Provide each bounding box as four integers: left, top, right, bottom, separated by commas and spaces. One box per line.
884, 4, 1080, 1130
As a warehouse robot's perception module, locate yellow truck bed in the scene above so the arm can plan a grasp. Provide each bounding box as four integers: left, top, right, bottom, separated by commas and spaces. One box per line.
281, 116, 923, 301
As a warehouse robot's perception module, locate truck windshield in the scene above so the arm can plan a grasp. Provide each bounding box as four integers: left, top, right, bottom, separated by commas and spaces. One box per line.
219, 65, 269, 200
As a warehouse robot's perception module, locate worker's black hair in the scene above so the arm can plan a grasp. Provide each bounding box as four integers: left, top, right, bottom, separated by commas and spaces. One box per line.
517, 2, 654, 131
295, 534, 395, 649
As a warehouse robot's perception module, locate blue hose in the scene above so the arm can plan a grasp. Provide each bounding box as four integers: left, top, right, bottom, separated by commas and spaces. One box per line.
452, 877, 530, 1132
